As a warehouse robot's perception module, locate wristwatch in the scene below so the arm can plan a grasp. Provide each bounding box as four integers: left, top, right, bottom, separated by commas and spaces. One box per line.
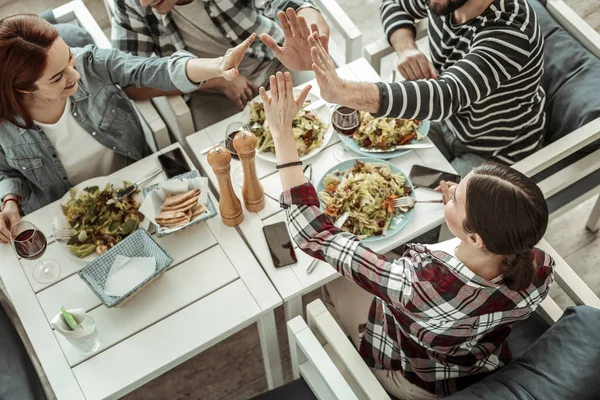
295, 3, 320, 14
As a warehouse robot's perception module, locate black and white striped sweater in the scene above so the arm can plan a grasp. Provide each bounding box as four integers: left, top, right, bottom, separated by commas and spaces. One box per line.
378, 0, 546, 163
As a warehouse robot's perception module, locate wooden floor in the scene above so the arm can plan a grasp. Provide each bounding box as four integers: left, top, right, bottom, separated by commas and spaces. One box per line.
0, 0, 598, 399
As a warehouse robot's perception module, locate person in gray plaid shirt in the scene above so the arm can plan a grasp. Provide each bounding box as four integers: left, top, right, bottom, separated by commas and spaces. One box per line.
112, 0, 330, 129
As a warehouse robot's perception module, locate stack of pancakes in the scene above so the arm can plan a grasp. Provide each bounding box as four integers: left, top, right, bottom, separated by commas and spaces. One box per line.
155, 189, 207, 228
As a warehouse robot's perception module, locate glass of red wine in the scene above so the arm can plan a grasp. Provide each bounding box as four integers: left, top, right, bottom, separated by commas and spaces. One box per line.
332, 106, 361, 161
225, 122, 249, 187
11, 221, 60, 284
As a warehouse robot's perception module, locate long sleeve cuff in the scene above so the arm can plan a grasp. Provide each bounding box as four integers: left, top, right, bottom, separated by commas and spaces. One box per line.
279, 183, 321, 209
168, 50, 204, 93
374, 82, 393, 118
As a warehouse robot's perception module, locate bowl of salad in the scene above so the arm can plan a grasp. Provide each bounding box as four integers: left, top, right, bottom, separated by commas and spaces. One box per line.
243, 89, 333, 163
317, 159, 415, 242
339, 112, 430, 159
53, 177, 149, 262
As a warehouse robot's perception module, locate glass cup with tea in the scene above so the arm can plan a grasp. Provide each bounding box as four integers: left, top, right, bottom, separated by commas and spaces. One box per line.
225, 122, 249, 186
11, 221, 60, 284
332, 106, 361, 161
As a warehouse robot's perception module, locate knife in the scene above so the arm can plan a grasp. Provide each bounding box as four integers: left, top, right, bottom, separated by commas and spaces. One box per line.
359, 143, 434, 152
107, 167, 163, 205
303, 99, 329, 112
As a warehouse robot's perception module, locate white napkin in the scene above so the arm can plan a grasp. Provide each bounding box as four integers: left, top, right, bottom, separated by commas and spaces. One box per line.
139, 176, 209, 234
104, 255, 156, 297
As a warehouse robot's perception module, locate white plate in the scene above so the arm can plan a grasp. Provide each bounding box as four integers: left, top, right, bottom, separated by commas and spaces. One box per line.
53, 176, 149, 264
241, 89, 333, 163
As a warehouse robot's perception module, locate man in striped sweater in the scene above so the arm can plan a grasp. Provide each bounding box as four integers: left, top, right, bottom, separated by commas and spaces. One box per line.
309, 0, 546, 176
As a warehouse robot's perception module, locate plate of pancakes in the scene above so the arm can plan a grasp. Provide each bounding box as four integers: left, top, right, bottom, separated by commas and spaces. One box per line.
141, 171, 217, 237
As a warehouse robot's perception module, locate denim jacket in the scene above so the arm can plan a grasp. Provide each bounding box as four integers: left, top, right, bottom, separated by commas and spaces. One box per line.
0, 45, 200, 215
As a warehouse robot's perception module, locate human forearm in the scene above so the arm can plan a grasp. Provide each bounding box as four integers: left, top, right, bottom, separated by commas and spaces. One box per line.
389, 27, 418, 54
272, 130, 305, 190
330, 80, 381, 115
185, 57, 223, 84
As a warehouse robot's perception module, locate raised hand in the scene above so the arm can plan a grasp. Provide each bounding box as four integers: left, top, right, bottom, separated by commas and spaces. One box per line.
219, 33, 256, 81
260, 8, 329, 71
259, 71, 311, 139
309, 31, 344, 104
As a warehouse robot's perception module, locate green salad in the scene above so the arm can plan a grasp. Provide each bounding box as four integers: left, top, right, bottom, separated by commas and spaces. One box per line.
248, 101, 327, 156
318, 161, 412, 238
61, 183, 144, 258
354, 112, 422, 150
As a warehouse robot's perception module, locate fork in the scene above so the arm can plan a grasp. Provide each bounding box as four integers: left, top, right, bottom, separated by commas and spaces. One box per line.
306, 211, 350, 274
394, 196, 443, 209
53, 229, 77, 241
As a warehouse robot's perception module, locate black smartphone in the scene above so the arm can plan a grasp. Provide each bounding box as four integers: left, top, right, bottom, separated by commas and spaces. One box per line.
263, 222, 297, 268
409, 165, 461, 189
158, 148, 191, 179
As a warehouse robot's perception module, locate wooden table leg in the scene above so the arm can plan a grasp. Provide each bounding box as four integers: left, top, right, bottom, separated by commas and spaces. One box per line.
257, 311, 284, 389
586, 195, 600, 232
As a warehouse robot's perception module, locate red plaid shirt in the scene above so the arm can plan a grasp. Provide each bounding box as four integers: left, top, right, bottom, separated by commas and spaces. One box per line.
281, 183, 554, 396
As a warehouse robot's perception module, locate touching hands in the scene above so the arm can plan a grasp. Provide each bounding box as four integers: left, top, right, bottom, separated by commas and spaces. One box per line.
260, 8, 329, 71
0, 202, 20, 244
308, 31, 344, 104
259, 71, 311, 139
396, 47, 438, 81
219, 33, 257, 81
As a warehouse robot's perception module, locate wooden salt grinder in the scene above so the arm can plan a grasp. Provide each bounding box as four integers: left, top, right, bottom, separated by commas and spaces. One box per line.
233, 130, 265, 212
207, 146, 244, 227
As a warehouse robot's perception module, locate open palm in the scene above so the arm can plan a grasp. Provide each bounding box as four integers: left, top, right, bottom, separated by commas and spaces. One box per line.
220, 33, 256, 81
260, 8, 329, 71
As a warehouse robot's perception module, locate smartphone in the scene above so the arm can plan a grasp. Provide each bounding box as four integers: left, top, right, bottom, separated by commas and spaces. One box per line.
263, 222, 297, 268
409, 165, 461, 189
158, 148, 191, 179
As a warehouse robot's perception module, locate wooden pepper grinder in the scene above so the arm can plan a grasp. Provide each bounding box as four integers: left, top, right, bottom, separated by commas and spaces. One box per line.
207, 146, 244, 227
233, 130, 265, 212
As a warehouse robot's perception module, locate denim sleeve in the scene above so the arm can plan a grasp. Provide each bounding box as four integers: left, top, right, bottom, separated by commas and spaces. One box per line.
0, 150, 31, 207
262, 0, 312, 18
75, 45, 201, 93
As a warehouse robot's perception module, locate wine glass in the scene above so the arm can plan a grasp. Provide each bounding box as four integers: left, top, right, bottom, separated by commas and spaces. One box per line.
332, 106, 361, 161
225, 122, 249, 187
11, 221, 60, 284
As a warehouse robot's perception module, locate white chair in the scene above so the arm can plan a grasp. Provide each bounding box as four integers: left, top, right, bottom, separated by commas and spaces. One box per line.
103, 0, 362, 147
363, 0, 600, 233
53, 0, 170, 152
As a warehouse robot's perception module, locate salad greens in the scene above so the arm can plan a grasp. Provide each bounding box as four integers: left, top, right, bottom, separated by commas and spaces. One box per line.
248, 101, 326, 156
319, 161, 412, 238
354, 112, 422, 150
61, 183, 143, 258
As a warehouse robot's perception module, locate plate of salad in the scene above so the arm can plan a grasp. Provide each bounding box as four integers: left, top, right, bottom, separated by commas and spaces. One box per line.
243, 89, 333, 163
339, 112, 430, 159
53, 177, 149, 262
316, 158, 415, 242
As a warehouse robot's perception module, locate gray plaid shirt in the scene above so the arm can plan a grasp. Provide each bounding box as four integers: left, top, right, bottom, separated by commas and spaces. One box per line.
112, 0, 312, 60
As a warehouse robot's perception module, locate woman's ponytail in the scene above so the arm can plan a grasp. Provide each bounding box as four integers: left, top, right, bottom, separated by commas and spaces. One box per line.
501, 250, 535, 291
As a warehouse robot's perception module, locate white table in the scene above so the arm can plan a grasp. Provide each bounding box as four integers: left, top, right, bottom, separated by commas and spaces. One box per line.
189, 58, 457, 321
0, 144, 283, 400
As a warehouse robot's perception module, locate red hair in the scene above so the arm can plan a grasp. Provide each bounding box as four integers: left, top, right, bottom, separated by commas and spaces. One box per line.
0, 14, 59, 129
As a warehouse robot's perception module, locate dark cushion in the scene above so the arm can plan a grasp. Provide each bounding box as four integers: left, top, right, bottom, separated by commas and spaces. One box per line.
446, 306, 600, 400
249, 377, 317, 400
0, 304, 47, 400
39, 10, 95, 48
529, 0, 600, 150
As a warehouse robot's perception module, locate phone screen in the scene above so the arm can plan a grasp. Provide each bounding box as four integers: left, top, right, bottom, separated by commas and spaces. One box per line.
409, 165, 461, 189
158, 148, 191, 179
263, 222, 297, 268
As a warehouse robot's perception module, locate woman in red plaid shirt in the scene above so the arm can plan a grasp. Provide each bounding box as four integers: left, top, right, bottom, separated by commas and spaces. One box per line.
259, 72, 554, 399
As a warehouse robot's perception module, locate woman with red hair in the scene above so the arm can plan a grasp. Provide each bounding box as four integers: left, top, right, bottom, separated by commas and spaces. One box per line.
0, 14, 254, 243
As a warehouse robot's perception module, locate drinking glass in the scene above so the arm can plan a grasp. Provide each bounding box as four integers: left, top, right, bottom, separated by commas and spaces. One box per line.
11, 221, 60, 283
332, 106, 361, 161
225, 122, 249, 187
